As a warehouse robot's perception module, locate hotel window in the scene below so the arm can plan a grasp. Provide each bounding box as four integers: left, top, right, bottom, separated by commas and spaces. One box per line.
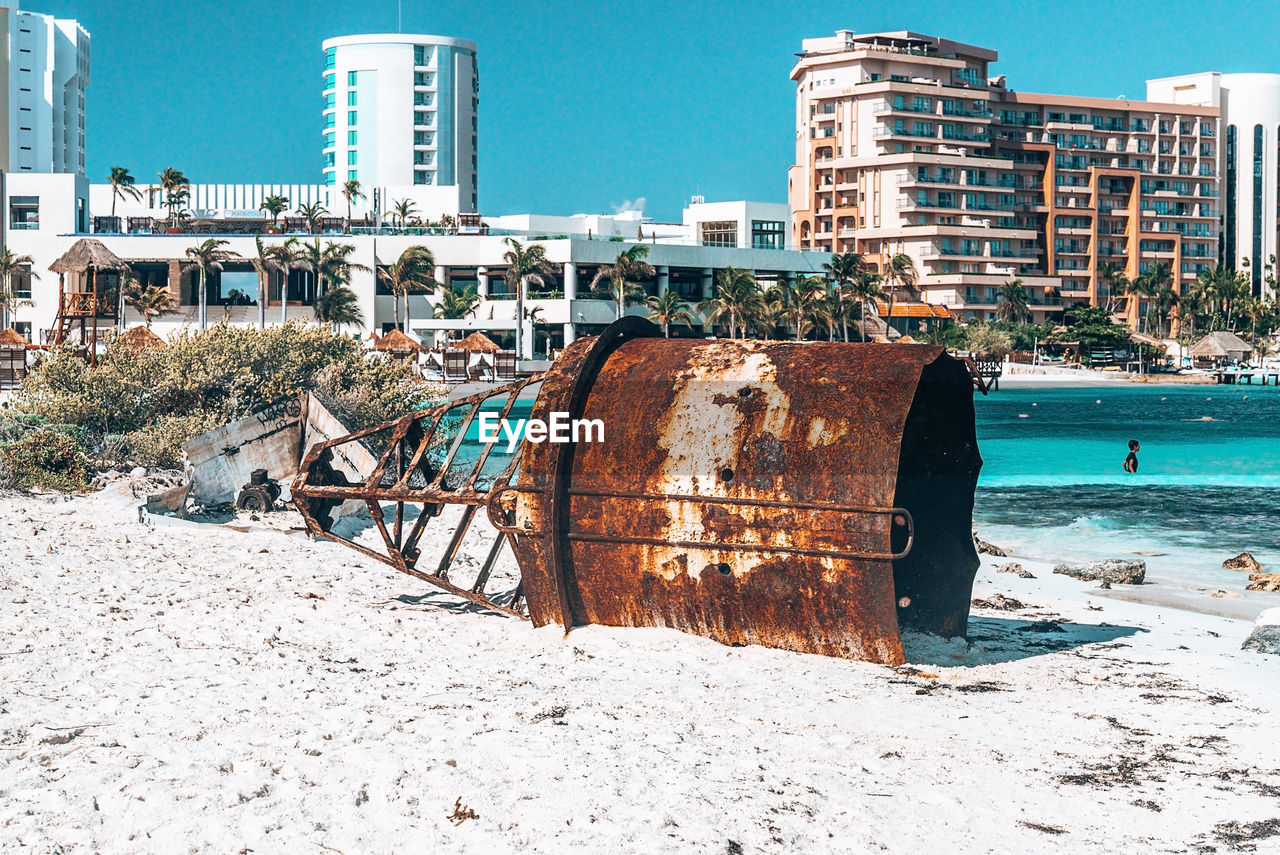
9, 196, 39, 230
323, 152, 335, 166
324, 171, 336, 186
324, 48, 335, 70
348, 91, 357, 106
1252, 124, 1264, 293
1159, 120, 1172, 134
348, 169, 358, 181
751, 220, 786, 249
1224, 125, 1237, 267
1180, 121, 1193, 135
414, 45, 429, 65
323, 72, 334, 91
11, 266, 33, 299
1201, 122, 1214, 137
414, 92, 432, 106
415, 71, 433, 86
324, 114, 335, 129
348, 71, 357, 86
414, 170, 433, 185
348, 130, 358, 145
324, 93, 335, 109
414, 151, 433, 165
323, 132, 335, 149
414, 131, 433, 145
699, 221, 738, 247
348, 150, 357, 165
415, 111, 431, 126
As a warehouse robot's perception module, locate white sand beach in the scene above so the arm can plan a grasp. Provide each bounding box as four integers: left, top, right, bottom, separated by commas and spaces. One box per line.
2, 480, 1278, 853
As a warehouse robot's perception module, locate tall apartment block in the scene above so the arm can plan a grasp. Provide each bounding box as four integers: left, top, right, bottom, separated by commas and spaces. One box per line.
322, 33, 478, 218
0, 5, 89, 175
789, 30, 1221, 325
1147, 73, 1280, 298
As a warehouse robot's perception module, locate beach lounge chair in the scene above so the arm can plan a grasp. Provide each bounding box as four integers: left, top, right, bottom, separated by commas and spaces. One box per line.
443, 349, 469, 383
494, 350, 517, 380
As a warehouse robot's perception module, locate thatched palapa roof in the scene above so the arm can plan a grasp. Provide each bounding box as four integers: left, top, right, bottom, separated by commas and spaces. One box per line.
0, 327, 28, 346
1189, 331, 1251, 358
117, 325, 167, 350
373, 328, 424, 352
456, 331, 500, 352
49, 238, 130, 274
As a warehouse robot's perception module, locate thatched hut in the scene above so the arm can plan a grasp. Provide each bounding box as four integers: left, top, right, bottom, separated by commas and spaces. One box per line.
373, 328, 424, 357
47, 238, 131, 362
1189, 331, 1251, 366
456, 331, 500, 353
0, 328, 27, 390
117, 325, 167, 351
0, 328, 28, 346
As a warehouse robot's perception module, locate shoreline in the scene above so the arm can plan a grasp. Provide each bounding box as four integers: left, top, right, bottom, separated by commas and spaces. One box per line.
1000, 365, 1220, 387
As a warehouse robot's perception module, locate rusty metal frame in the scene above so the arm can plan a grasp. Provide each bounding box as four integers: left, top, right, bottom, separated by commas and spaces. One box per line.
291, 374, 545, 619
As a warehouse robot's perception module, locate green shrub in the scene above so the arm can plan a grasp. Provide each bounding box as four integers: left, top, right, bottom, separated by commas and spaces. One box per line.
13, 322, 440, 472
0, 429, 90, 492
963, 324, 1016, 356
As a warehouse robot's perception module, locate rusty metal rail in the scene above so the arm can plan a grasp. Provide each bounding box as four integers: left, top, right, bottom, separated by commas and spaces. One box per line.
293, 317, 984, 664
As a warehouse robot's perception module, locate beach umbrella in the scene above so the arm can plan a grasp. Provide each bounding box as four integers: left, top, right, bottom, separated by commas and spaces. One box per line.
456, 331, 501, 353
116, 326, 167, 351
373, 328, 424, 353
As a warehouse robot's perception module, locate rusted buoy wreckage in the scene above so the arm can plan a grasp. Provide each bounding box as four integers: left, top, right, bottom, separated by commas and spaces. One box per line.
293, 317, 985, 665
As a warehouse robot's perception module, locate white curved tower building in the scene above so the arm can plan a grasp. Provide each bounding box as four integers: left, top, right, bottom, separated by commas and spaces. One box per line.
321, 33, 478, 219
1149, 72, 1280, 297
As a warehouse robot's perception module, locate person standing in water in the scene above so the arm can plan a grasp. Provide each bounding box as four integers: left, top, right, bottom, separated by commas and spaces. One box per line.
1123, 439, 1140, 473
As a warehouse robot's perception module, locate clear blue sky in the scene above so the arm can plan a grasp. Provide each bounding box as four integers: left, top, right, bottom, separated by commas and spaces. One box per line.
49, 0, 1280, 220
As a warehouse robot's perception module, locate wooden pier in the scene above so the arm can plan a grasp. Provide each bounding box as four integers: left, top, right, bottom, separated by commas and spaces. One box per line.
1212, 369, 1280, 385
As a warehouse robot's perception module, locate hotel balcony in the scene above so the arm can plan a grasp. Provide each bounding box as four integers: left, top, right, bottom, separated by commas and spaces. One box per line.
872, 125, 938, 140
870, 100, 936, 116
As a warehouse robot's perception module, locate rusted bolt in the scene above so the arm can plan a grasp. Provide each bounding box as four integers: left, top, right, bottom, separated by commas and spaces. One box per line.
738, 387, 753, 398
719, 468, 734, 482
898, 596, 912, 608
717, 563, 732, 575
893, 513, 908, 527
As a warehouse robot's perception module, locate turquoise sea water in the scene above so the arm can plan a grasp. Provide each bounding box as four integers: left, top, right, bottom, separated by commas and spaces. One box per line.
973, 384, 1280, 590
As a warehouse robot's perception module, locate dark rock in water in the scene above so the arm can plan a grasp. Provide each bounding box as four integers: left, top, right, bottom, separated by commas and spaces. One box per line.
1224, 552, 1264, 572
974, 533, 1007, 557
996, 561, 1034, 579
971, 593, 1026, 611
1246, 573, 1280, 593
1242, 609, 1280, 656
1052, 559, 1146, 585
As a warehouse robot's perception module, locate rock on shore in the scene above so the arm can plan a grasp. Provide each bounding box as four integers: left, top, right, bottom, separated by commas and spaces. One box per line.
1246, 573, 1280, 593
1242, 608, 1280, 656
1052, 559, 1146, 585
1223, 552, 1264, 572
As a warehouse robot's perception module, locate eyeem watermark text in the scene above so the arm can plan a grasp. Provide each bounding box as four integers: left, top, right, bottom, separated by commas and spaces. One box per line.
478, 412, 605, 453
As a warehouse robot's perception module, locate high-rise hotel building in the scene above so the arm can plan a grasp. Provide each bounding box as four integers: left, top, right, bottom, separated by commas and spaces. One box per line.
322, 33, 478, 217
789, 30, 1223, 324
0, 5, 89, 175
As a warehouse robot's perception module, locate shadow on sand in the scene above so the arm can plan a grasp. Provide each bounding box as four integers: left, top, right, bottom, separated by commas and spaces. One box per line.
901, 616, 1147, 666
390, 588, 522, 619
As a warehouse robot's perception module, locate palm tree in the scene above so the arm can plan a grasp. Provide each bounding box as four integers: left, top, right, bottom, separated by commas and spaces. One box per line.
259, 195, 289, 229
1099, 261, 1128, 315
847, 270, 885, 341
881, 253, 918, 337
591, 244, 655, 319
341, 179, 365, 229
645, 291, 696, 337
123, 281, 178, 328
184, 238, 238, 331
996, 278, 1032, 325
502, 238, 554, 358
158, 167, 189, 228
250, 236, 275, 329
1176, 284, 1205, 344
1154, 286, 1180, 338
377, 245, 437, 333
262, 237, 308, 324
389, 198, 418, 230
433, 285, 481, 320
314, 287, 364, 331
107, 166, 142, 224
698, 267, 762, 339
823, 251, 865, 341
769, 275, 829, 340
307, 241, 370, 331
0, 246, 37, 330
296, 202, 328, 234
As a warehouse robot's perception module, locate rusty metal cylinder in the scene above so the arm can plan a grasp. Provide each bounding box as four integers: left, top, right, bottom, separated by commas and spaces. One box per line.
510, 318, 983, 665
